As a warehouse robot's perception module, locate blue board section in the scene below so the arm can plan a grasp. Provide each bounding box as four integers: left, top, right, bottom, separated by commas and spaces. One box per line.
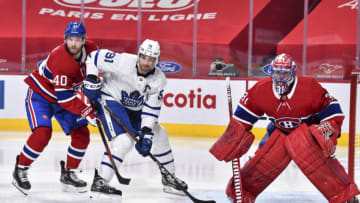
0, 80, 4, 109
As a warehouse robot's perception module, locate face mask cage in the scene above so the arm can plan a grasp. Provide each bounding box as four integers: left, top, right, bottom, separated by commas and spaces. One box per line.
271, 67, 295, 95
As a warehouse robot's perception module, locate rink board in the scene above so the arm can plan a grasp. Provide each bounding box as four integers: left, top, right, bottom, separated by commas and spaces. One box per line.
0, 75, 359, 146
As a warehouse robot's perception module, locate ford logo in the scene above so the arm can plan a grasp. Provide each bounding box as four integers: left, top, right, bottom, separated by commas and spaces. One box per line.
157, 61, 182, 74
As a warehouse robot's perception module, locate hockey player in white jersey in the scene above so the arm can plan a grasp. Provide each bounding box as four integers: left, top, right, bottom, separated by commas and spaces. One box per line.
83, 39, 188, 196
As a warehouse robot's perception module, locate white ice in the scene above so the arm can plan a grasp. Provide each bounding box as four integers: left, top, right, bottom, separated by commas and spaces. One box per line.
0, 131, 343, 203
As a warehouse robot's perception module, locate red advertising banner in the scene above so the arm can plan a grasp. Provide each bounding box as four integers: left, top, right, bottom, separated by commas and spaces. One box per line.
0, 0, 266, 75
277, 0, 358, 80
0, 0, 318, 77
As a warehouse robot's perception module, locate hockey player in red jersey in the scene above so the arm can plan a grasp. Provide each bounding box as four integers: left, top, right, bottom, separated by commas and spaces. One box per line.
210, 53, 360, 203
12, 21, 98, 195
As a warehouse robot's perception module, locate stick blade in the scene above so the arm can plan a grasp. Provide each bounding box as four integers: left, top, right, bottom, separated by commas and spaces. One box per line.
116, 174, 131, 185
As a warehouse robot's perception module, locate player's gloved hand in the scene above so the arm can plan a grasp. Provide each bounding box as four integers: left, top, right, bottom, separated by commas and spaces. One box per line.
309, 119, 339, 157
81, 105, 100, 127
135, 127, 154, 157
83, 76, 101, 105
210, 118, 255, 162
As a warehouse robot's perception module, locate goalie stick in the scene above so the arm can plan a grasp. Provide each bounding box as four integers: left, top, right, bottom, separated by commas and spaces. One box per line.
96, 119, 131, 185
102, 104, 216, 203
226, 77, 243, 202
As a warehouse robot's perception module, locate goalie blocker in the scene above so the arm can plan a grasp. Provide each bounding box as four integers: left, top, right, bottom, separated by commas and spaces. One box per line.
209, 118, 254, 162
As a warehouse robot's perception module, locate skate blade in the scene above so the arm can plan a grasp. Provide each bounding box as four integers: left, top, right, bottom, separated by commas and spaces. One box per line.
12, 180, 29, 196
89, 191, 122, 201
61, 183, 87, 193
163, 186, 186, 196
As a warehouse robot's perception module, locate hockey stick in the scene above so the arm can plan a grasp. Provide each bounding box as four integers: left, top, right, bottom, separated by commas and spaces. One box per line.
226, 77, 243, 202
102, 104, 216, 203
96, 119, 131, 185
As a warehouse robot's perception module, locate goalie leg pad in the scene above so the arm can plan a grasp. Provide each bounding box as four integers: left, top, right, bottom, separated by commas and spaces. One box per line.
210, 118, 254, 162
284, 123, 360, 202
240, 129, 291, 198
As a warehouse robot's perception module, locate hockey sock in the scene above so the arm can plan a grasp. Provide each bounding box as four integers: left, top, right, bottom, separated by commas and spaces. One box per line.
99, 133, 133, 182
154, 149, 175, 173
66, 126, 90, 169
18, 127, 52, 167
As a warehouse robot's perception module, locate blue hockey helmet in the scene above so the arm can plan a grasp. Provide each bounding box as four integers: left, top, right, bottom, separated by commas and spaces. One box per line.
64, 21, 86, 40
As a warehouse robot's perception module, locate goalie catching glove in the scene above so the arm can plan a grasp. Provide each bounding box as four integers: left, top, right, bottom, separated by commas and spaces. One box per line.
309, 119, 340, 158
210, 118, 254, 162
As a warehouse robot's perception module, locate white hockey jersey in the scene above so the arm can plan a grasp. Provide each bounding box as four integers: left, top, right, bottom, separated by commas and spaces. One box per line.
86, 49, 166, 129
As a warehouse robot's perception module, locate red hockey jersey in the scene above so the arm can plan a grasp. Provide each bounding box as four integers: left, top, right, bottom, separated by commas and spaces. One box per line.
24, 40, 97, 115
234, 76, 344, 133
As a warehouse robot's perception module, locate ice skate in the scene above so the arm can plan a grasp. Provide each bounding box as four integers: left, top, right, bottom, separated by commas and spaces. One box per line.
12, 155, 31, 195
59, 160, 87, 193
161, 171, 188, 196
90, 169, 122, 198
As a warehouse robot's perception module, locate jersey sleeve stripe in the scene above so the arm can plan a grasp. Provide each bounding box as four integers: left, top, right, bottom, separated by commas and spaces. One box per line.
29, 74, 57, 100
55, 88, 74, 91
233, 115, 253, 126
55, 89, 74, 101
43, 66, 53, 80
233, 103, 260, 124
316, 102, 344, 122
57, 95, 76, 103
142, 107, 160, 118
94, 49, 101, 67
141, 112, 159, 118
238, 102, 262, 118
144, 103, 161, 110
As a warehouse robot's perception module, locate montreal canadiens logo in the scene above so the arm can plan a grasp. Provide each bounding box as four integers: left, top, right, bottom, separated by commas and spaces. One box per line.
157, 61, 182, 74
54, 0, 199, 12
274, 117, 301, 131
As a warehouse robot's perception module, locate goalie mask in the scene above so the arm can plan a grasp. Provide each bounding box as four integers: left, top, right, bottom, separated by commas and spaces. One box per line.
268, 53, 297, 95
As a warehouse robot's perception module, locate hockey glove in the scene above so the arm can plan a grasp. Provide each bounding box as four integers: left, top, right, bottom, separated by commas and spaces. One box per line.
210, 118, 254, 162
83, 76, 101, 105
81, 106, 100, 127
135, 127, 154, 157
309, 119, 340, 157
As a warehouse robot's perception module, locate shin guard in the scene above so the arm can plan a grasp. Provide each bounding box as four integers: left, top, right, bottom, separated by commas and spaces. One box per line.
285, 123, 360, 202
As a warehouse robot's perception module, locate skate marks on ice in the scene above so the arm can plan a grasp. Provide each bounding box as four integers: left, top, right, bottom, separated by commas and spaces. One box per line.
0, 132, 336, 202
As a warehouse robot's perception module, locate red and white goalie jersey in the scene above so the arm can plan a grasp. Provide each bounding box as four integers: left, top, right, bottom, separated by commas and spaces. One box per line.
24, 40, 97, 115
234, 76, 344, 133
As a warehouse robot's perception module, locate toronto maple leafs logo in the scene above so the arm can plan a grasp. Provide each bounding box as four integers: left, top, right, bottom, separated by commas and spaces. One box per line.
121, 90, 144, 108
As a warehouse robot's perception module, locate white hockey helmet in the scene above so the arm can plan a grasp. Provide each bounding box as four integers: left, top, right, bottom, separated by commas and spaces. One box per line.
138, 39, 160, 65
270, 53, 297, 95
